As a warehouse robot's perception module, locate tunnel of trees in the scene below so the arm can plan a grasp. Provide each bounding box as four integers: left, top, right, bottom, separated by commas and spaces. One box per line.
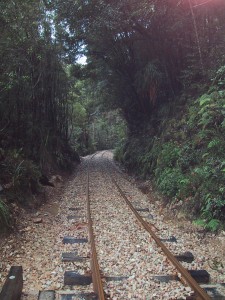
1, 0, 225, 230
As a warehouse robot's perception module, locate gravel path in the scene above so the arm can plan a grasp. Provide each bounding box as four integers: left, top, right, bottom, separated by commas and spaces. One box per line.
0, 151, 224, 299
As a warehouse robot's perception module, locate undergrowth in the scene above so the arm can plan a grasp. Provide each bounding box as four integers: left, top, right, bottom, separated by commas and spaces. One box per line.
115, 66, 225, 231
0, 151, 41, 205
0, 143, 80, 231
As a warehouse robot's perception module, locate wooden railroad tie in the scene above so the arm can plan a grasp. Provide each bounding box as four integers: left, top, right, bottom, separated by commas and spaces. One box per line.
38, 290, 55, 300
64, 271, 92, 286
59, 292, 98, 300
63, 237, 88, 244
62, 252, 88, 262
0, 266, 23, 300
175, 251, 194, 263
154, 270, 210, 284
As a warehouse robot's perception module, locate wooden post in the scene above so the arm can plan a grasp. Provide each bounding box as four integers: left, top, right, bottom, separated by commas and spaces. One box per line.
0, 266, 23, 300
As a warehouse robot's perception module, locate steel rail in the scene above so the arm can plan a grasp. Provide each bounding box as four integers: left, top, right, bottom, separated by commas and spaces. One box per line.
110, 175, 211, 300
86, 155, 105, 300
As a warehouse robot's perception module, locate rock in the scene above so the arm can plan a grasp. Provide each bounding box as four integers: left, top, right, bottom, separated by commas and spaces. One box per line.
33, 218, 42, 224
21, 226, 32, 232
51, 175, 63, 183
55, 282, 61, 289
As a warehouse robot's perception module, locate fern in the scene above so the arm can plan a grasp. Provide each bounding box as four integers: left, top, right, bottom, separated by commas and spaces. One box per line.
193, 219, 220, 231
193, 219, 206, 227
205, 219, 220, 232
207, 139, 221, 149
199, 94, 211, 106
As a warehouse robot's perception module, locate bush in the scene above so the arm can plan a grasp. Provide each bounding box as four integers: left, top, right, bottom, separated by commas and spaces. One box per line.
114, 140, 126, 163
0, 151, 41, 204
114, 75, 225, 229
193, 218, 221, 232
177, 143, 201, 171
156, 167, 187, 198
156, 142, 181, 169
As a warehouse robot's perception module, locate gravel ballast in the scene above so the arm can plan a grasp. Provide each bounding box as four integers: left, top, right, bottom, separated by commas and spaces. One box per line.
0, 151, 224, 299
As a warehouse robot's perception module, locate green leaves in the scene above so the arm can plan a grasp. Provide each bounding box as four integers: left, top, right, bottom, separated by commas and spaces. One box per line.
193, 218, 221, 232
0, 0, 80, 227
116, 77, 225, 229
199, 95, 211, 106
156, 167, 186, 198
207, 139, 222, 150
156, 142, 181, 169
196, 91, 225, 130
206, 219, 221, 232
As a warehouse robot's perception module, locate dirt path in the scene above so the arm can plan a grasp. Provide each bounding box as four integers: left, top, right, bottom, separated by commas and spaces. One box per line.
0, 151, 224, 299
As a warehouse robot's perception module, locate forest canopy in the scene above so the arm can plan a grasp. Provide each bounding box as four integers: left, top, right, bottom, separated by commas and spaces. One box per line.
54, 0, 225, 129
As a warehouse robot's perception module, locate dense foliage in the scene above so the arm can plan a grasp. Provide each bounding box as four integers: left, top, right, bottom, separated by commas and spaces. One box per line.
0, 0, 79, 226
115, 69, 225, 230
55, 0, 225, 129
68, 77, 126, 155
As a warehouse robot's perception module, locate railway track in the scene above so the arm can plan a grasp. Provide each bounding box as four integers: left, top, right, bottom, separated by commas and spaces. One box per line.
102, 152, 225, 299
103, 154, 209, 299
1, 151, 224, 300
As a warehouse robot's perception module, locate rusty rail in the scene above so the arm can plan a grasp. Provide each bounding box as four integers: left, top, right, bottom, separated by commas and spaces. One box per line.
86, 156, 105, 299
110, 175, 211, 300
